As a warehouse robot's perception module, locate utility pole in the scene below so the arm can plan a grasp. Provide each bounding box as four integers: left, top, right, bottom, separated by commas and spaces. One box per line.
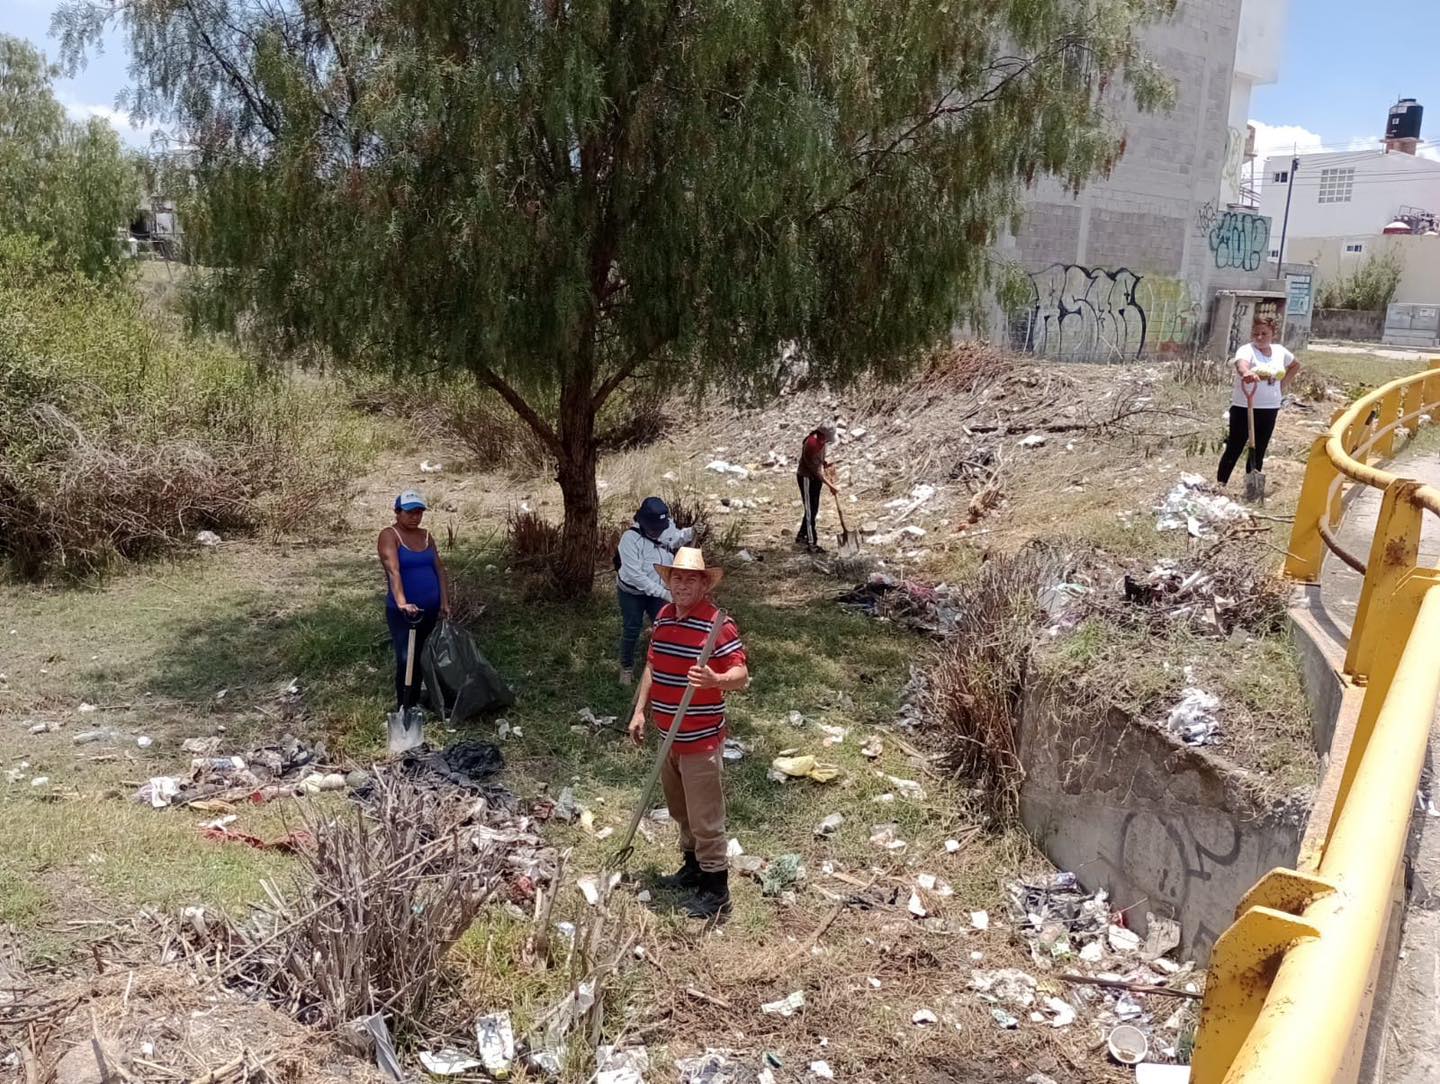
1276, 156, 1299, 272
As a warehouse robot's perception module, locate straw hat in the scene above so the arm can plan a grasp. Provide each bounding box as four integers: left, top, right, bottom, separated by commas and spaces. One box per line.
656, 547, 724, 589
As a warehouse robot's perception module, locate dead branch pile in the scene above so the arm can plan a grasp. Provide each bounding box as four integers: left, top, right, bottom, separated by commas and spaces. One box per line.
922, 546, 1069, 822
186, 773, 556, 1033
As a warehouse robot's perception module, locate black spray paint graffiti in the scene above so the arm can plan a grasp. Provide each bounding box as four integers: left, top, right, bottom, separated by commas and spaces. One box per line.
1019, 264, 1148, 360
1208, 211, 1271, 272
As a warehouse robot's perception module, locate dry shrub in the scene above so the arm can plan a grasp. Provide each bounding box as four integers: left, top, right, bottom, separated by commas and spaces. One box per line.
506, 508, 563, 567
1170, 356, 1229, 387
664, 491, 713, 547
859, 341, 1013, 415
925, 545, 1064, 822
446, 392, 554, 477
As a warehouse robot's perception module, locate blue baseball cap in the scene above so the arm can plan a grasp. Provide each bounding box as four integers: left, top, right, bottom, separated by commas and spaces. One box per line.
635, 496, 671, 536
394, 489, 428, 512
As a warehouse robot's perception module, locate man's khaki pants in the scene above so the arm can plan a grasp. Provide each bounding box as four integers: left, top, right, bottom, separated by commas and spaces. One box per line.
660, 743, 727, 872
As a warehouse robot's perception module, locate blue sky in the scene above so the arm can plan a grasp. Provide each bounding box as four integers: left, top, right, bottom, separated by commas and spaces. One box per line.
1250, 0, 1439, 162
1, 0, 1435, 156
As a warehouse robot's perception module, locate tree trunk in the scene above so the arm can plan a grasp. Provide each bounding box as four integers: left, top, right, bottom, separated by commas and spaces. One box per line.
552, 390, 599, 598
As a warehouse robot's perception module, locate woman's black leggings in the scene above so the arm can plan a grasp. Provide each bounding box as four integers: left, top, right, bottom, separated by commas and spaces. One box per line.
1217, 405, 1278, 485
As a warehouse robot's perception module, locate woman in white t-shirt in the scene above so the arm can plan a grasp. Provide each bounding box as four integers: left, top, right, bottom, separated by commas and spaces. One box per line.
1217, 316, 1300, 486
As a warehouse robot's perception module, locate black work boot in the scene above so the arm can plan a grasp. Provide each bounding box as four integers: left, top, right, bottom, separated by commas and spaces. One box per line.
681, 869, 732, 919
656, 851, 702, 890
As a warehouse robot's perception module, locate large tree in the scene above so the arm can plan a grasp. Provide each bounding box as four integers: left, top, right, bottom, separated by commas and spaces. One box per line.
0, 35, 138, 280
58, 0, 1173, 595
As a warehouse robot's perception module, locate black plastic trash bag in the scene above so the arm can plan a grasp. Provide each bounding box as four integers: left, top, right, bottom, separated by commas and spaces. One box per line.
421, 620, 515, 723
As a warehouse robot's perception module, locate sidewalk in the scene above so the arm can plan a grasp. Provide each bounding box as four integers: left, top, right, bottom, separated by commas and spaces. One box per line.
1318, 450, 1440, 1084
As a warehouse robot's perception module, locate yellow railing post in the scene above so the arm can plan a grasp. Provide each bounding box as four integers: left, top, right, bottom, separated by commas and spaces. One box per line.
1284, 436, 1340, 582
1343, 479, 1424, 681
1377, 388, 1403, 457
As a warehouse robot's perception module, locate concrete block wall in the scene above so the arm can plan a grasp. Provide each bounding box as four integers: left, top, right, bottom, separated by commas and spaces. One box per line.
1003, 0, 1276, 361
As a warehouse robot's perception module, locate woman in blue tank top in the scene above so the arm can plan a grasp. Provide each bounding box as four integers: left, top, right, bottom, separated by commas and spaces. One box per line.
377, 489, 450, 710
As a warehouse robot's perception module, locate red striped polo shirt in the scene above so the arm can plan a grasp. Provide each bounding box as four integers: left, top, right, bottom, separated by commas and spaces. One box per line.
646, 599, 746, 755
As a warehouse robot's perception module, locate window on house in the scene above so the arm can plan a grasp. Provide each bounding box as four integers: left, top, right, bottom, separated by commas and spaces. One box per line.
1318, 168, 1355, 204
1272, 170, 1289, 184
1269, 249, 1281, 258
1345, 243, 1365, 253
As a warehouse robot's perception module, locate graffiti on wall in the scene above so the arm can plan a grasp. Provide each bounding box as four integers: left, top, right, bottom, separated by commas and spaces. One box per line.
1222, 127, 1246, 206
1011, 264, 1200, 362
1207, 210, 1271, 272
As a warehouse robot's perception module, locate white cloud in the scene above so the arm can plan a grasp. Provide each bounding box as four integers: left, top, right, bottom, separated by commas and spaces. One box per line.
61, 98, 160, 147
1248, 120, 1325, 165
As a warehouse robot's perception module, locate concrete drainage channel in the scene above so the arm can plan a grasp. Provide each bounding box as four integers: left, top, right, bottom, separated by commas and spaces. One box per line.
1017, 677, 1311, 965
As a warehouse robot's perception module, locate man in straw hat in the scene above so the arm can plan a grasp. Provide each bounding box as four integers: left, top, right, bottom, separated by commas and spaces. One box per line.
628, 547, 749, 918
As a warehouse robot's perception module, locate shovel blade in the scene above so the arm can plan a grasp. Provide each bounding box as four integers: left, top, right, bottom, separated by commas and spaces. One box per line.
1244, 470, 1266, 504
387, 708, 424, 754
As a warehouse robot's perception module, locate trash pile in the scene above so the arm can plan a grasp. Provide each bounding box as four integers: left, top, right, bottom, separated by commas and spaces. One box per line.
978, 872, 1200, 1069
1166, 688, 1222, 747
1154, 474, 1252, 538
836, 573, 961, 637
136, 733, 335, 808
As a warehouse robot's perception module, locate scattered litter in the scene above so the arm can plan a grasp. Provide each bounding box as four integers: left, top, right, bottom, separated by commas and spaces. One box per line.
814, 813, 844, 838
1080, 941, 1104, 963
907, 890, 928, 918
705, 460, 750, 479
912, 1009, 938, 1026
136, 776, 181, 808
195, 530, 222, 546
868, 824, 907, 852
77, 702, 98, 714
809, 1061, 834, 1080
945, 838, 962, 854
735, 549, 756, 563
990, 1008, 1019, 1029
970, 910, 989, 930
596, 1044, 650, 1084
1135, 1065, 1192, 1083
917, 873, 936, 891
860, 736, 883, 759
727, 838, 745, 858
577, 872, 620, 906
678, 1050, 744, 1083
1107, 1023, 1148, 1065
181, 736, 222, 756
761, 991, 806, 1017
787, 710, 809, 727
136, 735, 153, 749
553, 787, 579, 823
198, 814, 238, 831
836, 573, 960, 637
1155, 474, 1251, 537
27, 722, 50, 734
29, 776, 49, 787
770, 755, 842, 784
1144, 913, 1182, 959
350, 1012, 402, 1082
1108, 924, 1142, 954
1042, 996, 1076, 1028
578, 707, 617, 730
867, 977, 882, 989
1018, 433, 1048, 448
723, 737, 749, 761
475, 1011, 516, 1078
881, 773, 926, 800
420, 460, 443, 472
817, 723, 848, 746
971, 968, 1037, 1008
1167, 688, 1221, 746
418, 1049, 484, 1075
762, 854, 805, 897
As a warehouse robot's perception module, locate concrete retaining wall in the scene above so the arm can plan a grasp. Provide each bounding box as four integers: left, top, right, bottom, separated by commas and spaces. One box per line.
1312, 308, 1385, 342
1018, 679, 1307, 962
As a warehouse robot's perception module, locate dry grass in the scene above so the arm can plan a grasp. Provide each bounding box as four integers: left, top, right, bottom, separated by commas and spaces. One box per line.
924, 546, 1068, 821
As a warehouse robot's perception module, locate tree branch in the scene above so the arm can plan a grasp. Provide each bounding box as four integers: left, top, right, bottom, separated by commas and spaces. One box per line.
475, 367, 563, 456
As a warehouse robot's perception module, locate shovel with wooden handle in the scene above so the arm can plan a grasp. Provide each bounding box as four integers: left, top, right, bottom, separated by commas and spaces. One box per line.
605, 609, 726, 871
387, 619, 425, 753
1243, 381, 1266, 505
830, 487, 858, 554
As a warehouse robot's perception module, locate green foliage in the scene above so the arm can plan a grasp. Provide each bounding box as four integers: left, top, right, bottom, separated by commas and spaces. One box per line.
60, 0, 1176, 593
0, 34, 138, 280
1316, 248, 1405, 312
0, 235, 372, 577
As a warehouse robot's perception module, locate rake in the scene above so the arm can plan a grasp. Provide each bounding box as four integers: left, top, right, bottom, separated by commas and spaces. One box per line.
605, 609, 726, 871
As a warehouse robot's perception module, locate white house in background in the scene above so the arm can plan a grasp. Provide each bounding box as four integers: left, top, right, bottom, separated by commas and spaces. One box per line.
1258, 99, 1440, 260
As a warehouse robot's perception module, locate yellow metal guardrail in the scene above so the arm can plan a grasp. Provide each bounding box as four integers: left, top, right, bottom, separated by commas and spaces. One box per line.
1191, 360, 1440, 1083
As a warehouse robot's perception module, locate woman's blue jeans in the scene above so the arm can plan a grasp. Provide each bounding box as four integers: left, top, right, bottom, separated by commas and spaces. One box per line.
618, 588, 665, 670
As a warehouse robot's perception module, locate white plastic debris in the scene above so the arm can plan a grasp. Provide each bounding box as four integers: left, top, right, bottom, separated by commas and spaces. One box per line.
1042, 996, 1076, 1028
727, 837, 745, 858
419, 1050, 484, 1075
1018, 433, 1048, 448
945, 838, 962, 854
815, 813, 844, 837
1108, 924, 1142, 954
912, 1009, 938, 1026
420, 460, 444, 472
817, 723, 848, 746
809, 1061, 834, 1080
138, 776, 181, 808
1167, 688, 1221, 746
869, 824, 906, 851
29, 776, 49, 787
970, 910, 990, 930
475, 1012, 515, 1077
907, 889, 928, 918
861, 736, 883, 759
195, 530, 222, 546
916, 873, 937, 891
78, 702, 98, 714
882, 773, 926, 800
970, 968, 1038, 1007
1156, 474, 1251, 537
1079, 940, 1104, 963
136, 736, 153, 749
578, 706, 617, 730
705, 460, 750, 479
867, 977, 882, 989
761, 991, 806, 1017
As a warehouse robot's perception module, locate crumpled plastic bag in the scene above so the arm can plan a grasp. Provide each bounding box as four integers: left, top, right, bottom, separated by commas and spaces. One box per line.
770, 754, 842, 783
421, 620, 515, 724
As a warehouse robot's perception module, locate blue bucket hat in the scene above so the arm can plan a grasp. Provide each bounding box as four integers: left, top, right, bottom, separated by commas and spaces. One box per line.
394, 489, 428, 512
635, 496, 671, 537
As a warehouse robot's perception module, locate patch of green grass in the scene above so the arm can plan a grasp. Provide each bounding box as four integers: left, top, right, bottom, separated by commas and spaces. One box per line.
1298, 350, 1418, 394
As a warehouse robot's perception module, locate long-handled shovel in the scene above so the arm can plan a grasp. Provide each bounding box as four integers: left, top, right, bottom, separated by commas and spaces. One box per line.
1243, 382, 1266, 505
605, 609, 726, 871
829, 488, 858, 554
387, 618, 425, 753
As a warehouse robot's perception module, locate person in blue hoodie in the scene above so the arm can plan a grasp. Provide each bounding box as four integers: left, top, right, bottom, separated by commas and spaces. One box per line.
615, 497, 694, 684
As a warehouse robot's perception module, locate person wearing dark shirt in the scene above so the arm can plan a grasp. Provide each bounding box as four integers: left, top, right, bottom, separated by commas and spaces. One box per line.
795, 425, 838, 552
